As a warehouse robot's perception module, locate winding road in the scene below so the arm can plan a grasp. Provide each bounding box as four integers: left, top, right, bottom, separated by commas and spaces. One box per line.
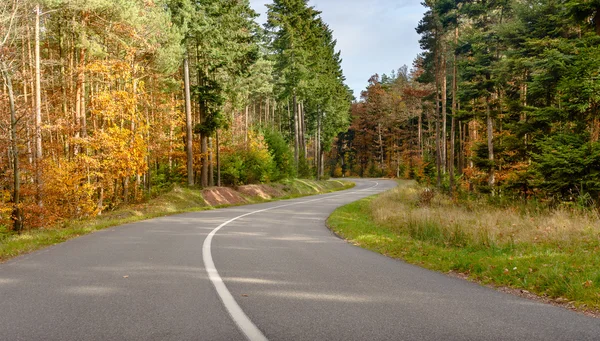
1, 179, 599, 340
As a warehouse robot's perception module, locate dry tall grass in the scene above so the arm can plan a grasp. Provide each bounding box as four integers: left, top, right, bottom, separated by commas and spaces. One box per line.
371, 181, 600, 248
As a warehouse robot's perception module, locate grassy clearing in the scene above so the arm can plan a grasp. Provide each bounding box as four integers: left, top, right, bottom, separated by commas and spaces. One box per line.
1, 179, 352, 262
328, 180, 600, 312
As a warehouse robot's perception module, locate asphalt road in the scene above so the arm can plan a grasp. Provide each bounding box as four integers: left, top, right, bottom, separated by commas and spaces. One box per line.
1, 179, 598, 340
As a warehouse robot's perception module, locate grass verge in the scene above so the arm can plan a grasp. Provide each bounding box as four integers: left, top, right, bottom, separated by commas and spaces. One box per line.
327, 180, 600, 314
0, 179, 353, 262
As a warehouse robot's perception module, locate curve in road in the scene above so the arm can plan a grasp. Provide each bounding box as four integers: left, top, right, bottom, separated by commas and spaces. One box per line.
1, 179, 599, 341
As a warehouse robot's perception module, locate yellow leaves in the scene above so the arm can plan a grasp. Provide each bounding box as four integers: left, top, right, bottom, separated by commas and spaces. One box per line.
42, 159, 97, 221
89, 127, 148, 179
0, 190, 10, 202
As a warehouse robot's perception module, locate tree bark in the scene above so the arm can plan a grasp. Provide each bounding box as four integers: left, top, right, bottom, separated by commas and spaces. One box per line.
201, 134, 208, 188
34, 5, 43, 206
449, 27, 458, 193
184, 55, 194, 186
418, 108, 423, 158
441, 44, 447, 174
378, 122, 384, 174
2, 61, 23, 232
316, 109, 321, 180
486, 97, 495, 188
293, 93, 299, 165
300, 101, 307, 159
208, 137, 214, 187
435, 86, 442, 188
216, 129, 221, 187
245, 105, 249, 147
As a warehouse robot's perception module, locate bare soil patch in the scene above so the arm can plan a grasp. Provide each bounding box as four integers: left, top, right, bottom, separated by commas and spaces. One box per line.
202, 187, 247, 206
237, 184, 285, 200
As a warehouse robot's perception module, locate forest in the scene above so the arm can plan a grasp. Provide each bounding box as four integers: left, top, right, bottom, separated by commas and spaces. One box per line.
2, 0, 600, 234
332, 0, 600, 207
0, 0, 351, 231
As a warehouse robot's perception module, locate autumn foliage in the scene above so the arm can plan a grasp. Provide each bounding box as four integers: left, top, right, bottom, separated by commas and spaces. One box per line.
1, 0, 351, 231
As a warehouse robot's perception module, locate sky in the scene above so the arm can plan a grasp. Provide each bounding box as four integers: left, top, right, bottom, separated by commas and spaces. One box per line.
249, 0, 426, 100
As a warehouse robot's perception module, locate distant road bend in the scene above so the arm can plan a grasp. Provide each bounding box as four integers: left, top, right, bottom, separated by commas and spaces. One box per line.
1, 179, 599, 340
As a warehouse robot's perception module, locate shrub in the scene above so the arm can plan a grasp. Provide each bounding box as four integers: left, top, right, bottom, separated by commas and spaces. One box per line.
220, 130, 276, 186
263, 128, 296, 181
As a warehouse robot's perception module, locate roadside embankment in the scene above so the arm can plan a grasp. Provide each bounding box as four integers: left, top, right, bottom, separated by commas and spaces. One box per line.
328, 180, 600, 316
0, 179, 353, 262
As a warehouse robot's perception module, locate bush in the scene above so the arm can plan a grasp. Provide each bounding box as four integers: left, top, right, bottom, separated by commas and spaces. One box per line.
263, 129, 296, 181
220, 130, 276, 186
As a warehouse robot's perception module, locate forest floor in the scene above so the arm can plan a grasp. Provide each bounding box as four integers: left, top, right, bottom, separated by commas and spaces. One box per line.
327, 180, 600, 318
0, 179, 353, 262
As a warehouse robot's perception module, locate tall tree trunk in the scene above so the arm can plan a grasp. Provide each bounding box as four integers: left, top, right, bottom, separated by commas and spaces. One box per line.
216, 129, 221, 187
418, 108, 423, 158
316, 109, 321, 180
441, 45, 447, 174
435, 89, 442, 188
74, 14, 87, 157
458, 121, 464, 175
2, 61, 23, 232
208, 137, 214, 187
486, 97, 495, 188
201, 135, 208, 188
449, 27, 458, 193
34, 5, 43, 207
183, 55, 193, 186
378, 123, 384, 174
265, 98, 270, 127
434, 31, 442, 188
293, 93, 299, 165
300, 101, 307, 159
245, 105, 249, 147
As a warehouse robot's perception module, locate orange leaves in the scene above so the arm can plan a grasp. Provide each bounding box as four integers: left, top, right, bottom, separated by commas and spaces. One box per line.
42, 159, 97, 222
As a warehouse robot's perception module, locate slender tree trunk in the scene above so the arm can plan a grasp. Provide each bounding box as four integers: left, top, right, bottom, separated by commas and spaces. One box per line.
449, 27, 458, 193
2, 61, 23, 232
245, 105, 249, 147
34, 5, 43, 206
216, 129, 221, 187
458, 121, 464, 175
293, 93, 299, 165
208, 137, 214, 187
418, 109, 423, 158
74, 14, 87, 157
378, 123, 384, 174
486, 96, 495, 188
97, 186, 104, 215
434, 32, 442, 188
319, 151, 324, 180
265, 98, 270, 127
131, 75, 139, 201
435, 90, 442, 188
184, 55, 194, 186
441, 46, 447, 174
201, 134, 208, 187
316, 109, 321, 180
300, 101, 307, 159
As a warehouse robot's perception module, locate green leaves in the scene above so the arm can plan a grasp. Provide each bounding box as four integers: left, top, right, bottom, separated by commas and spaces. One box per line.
532, 134, 600, 200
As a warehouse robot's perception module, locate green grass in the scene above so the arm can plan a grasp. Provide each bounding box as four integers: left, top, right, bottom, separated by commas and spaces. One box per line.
0, 179, 353, 262
327, 180, 600, 312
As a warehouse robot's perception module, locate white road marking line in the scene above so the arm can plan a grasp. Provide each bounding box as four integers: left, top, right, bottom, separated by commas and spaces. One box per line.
202, 181, 379, 341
